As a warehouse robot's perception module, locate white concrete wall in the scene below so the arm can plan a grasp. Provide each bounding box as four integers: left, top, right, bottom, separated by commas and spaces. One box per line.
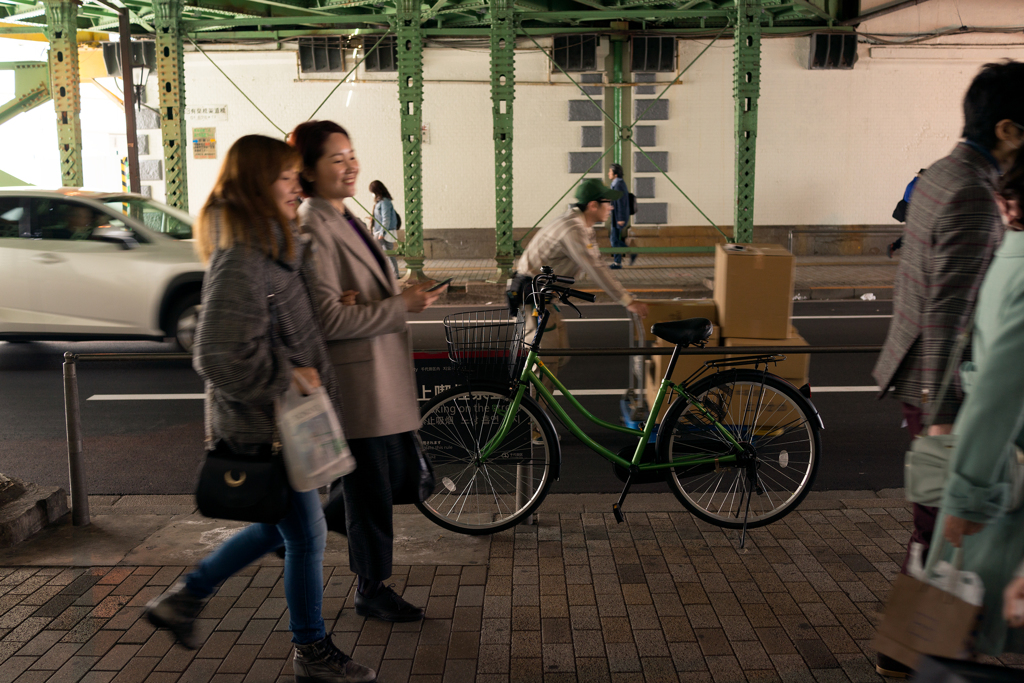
178, 2, 1024, 229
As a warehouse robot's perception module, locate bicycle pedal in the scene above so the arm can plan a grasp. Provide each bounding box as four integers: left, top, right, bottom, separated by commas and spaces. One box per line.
611, 504, 624, 524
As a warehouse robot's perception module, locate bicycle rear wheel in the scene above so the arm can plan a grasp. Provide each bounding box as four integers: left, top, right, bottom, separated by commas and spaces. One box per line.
416, 384, 559, 535
656, 370, 821, 528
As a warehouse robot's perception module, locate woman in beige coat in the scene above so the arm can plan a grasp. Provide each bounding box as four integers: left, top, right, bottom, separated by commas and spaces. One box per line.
290, 120, 444, 623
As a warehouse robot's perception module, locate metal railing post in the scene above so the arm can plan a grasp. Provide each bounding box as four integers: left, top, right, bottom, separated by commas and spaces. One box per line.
62, 352, 90, 526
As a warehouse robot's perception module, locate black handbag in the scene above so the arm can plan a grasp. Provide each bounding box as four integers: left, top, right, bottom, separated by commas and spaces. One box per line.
195, 440, 291, 524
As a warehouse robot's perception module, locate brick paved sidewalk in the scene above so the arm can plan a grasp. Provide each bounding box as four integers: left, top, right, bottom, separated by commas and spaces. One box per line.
3, 494, 1023, 683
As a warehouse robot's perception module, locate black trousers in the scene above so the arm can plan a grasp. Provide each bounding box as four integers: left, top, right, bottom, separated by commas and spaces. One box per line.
324, 433, 413, 582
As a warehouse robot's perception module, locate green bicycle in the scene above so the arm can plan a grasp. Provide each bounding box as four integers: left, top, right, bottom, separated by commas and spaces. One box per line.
416, 268, 823, 539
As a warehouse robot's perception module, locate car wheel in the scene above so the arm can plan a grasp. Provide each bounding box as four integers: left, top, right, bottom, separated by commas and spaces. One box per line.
170, 293, 201, 352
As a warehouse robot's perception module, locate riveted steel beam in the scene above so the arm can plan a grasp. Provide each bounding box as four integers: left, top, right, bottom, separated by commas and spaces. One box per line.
490, 0, 515, 275
154, 0, 188, 211
43, 0, 82, 186
733, 0, 761, 243
0, 61, 50, 127
396, 0, 424, 278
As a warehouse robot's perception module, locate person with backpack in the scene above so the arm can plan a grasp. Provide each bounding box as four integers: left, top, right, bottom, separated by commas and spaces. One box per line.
369, 180, 400, 278
608, 163, 634, 268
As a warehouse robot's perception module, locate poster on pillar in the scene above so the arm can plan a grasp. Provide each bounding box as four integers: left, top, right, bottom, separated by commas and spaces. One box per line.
193, 128, 217, 160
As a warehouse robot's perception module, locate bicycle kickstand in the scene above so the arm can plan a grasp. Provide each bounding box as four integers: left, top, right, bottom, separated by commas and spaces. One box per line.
738, 474, 756, 550
612, 474, 633, 524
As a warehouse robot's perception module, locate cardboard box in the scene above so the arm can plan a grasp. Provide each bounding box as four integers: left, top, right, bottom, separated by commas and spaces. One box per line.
722, 327, 809, 381
644, 333, 722, 423
635, 299, 717, 344
713, 243, 795, 339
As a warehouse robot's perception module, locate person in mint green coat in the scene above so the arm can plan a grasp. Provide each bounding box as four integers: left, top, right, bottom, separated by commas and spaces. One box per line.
936, 154, 1024, 656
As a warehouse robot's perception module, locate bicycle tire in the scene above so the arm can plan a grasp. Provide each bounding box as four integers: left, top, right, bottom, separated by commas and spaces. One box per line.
656, 370, 821, 529
416, 383, 560, 535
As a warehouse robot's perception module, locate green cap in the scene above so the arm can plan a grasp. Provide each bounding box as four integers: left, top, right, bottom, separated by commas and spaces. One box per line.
575, 178, 622, 205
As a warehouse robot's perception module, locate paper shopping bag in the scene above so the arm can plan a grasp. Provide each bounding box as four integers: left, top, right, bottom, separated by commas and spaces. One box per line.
872, 572, 981, 671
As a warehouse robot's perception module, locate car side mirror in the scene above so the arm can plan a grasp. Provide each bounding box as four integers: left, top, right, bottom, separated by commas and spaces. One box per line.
91, 225, 139, 250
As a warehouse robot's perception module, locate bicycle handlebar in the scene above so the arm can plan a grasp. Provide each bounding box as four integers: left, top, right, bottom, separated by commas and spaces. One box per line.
564, 288, 596, 303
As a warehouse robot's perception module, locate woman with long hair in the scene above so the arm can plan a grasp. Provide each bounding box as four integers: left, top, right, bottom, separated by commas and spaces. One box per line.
933, 152, 1024, 658
144, 135, 375, 683
369, 179, 400, 278
289, 120, 443, 623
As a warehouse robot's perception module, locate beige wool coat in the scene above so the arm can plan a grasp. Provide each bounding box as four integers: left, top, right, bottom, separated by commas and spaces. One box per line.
298, 197, 420, 440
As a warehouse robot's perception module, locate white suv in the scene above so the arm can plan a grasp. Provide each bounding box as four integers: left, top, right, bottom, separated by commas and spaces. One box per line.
0, 189, 205, 351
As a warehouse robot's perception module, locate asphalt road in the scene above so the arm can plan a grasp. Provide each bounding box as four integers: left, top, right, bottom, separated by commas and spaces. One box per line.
0, 300, 907, 498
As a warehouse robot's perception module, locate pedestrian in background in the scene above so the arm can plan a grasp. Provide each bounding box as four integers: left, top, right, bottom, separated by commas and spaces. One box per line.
369, 180, 401, 279
932, 154, 1024, 657
872, 59, 1024, 678
290, 120, 444, 624
607, 163, 632, 268
144, 135, 375, 683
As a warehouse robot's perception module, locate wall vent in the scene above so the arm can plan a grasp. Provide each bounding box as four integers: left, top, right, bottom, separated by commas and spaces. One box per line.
808, 33, 857, 70
298, 37, 345, 74
631, 37, 675, 73
552, 35, 599, 72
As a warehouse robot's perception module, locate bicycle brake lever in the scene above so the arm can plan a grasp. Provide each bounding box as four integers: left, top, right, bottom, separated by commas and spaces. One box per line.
559, 294, 582, 318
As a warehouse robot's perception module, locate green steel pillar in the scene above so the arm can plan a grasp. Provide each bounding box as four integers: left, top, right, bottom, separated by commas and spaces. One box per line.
396, 1, 425, 279
611, 37, 624, 166
490, 0, 515, 278
43, 0, 82, 187
154, 0, 188, 211
733, 0, 762, 244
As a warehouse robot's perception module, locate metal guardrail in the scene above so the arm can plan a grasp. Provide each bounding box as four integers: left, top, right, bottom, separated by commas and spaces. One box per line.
787, 227, 903, 254
61, 343, 883, 526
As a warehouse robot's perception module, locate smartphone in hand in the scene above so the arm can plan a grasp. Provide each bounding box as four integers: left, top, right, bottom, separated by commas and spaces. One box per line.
426, 277, 453, 292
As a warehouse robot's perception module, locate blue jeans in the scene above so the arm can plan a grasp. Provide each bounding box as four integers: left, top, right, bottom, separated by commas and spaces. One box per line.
184, 489, 327, 644
610, 222, 627, 265
379, 238, 400, 278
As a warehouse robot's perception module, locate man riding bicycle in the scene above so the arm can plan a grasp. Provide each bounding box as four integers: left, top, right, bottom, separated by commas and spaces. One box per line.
516, 179, 649, 389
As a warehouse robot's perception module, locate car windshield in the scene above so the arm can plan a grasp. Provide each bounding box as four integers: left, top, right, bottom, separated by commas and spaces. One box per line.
102, 197, 193, 239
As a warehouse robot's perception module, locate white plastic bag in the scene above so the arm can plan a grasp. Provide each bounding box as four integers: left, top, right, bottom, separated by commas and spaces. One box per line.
908, 541, 985, 607
275, 376, 355, 492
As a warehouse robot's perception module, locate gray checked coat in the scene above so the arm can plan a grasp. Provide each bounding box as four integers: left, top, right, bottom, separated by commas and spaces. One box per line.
872, 142, 1004, 423
192, 210, 339, 456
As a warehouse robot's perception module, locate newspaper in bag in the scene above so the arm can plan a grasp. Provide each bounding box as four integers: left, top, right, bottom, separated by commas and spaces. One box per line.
275, 382, 354, 492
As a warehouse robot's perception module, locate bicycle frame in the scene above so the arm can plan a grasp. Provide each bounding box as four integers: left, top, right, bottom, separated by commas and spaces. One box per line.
477, 344, 745, 471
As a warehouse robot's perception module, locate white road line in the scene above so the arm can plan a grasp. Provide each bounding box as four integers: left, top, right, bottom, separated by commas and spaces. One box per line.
811, 386, 880, 393
87, 394, 205, 401
89, 386, 880, 401
407, 318, 628, 324
409, 315, 891, 325
792, 315, 891, 320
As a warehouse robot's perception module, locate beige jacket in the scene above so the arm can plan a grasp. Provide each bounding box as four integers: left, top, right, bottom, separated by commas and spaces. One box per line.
517, 207, 634, 307
298, 197, 420, 439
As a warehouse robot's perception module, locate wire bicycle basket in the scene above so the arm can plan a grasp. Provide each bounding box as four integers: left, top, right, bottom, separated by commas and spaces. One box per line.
443, 308, 526, 384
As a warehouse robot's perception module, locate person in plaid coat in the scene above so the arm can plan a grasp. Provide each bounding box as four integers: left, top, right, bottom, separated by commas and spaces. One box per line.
872, 60, 1024, 678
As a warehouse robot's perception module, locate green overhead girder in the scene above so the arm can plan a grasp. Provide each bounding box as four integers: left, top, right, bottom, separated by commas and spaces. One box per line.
43, 0, 82, 187
0, 61, 50, 128
490, 0, 514, 276
155, 0, 189, 211
733, 0, 762, 243
396, 0, 425, 278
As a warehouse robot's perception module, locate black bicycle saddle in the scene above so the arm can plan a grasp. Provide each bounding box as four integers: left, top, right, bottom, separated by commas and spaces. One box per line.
650, 318, 714, 347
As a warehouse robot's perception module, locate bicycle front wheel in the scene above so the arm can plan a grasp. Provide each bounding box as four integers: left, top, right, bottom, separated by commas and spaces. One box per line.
416, 384, 559, 535
656, 370, 821, 529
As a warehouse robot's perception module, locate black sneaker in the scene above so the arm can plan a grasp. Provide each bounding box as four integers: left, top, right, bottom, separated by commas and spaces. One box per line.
354, 584, 424, 623
144, 580, 205, 650
629, 253, 637, 266
876, 653, 912, 678
294, 634, 376, 683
